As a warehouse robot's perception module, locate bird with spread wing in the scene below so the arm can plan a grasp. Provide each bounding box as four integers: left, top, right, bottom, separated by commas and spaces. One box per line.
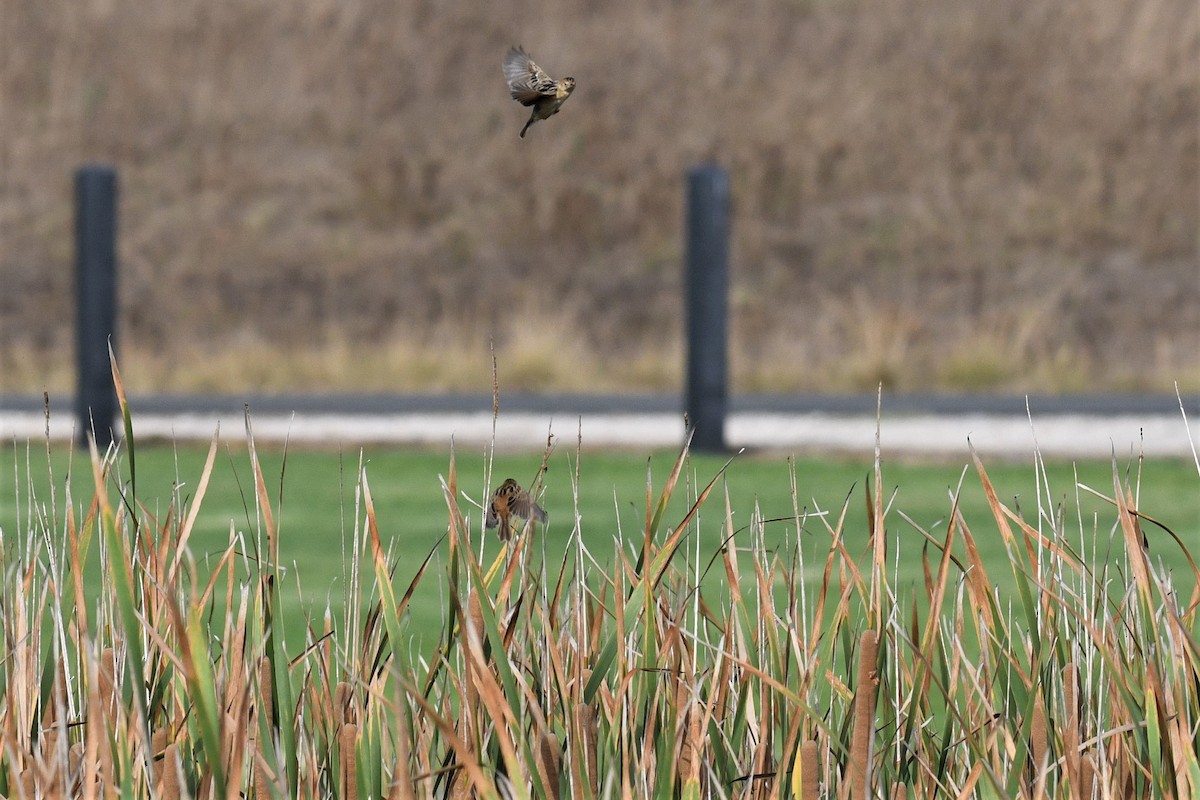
485, 478, 548, 540
503, 46, 575, 138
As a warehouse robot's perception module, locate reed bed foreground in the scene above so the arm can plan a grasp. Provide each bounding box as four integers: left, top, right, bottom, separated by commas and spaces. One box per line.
2, 400, 1198, 797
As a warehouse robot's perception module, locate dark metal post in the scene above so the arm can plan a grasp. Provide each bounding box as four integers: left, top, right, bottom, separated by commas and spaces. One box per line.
75, 165, 118, 448
684, 165, 729, 452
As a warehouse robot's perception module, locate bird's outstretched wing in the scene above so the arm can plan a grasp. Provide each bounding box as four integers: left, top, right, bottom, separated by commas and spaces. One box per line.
504, 46, 559, 106
509, 491, 548, 524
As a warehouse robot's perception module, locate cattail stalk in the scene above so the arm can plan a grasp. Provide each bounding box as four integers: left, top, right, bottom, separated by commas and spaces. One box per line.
256, 658, 275, 799
800, 740, 819, 800
850, 630, 879, 800
1031, 694, 1049, 784
536, 730, 563, 800
161, 744, 182, 800
340, 723, 359, 800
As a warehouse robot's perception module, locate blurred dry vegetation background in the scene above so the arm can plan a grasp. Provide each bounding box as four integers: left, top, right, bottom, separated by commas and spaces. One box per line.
2, 0, 1197, 395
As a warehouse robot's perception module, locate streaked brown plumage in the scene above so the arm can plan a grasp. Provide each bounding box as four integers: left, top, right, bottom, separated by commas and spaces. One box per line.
485, 478, 548, 540
503, 46, 575, 138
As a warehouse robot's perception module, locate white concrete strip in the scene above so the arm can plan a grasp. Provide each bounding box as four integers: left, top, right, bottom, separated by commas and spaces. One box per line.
1, 410, 1196, 459
729, 413, 1197, 459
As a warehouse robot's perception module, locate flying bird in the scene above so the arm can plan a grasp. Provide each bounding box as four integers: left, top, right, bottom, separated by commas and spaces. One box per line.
503, 46, 575, 138
485, 478, 548, 540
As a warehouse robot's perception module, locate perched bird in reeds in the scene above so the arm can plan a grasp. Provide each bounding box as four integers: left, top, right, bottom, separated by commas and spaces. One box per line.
485, 478, 548, 539
503, 46, 575, 138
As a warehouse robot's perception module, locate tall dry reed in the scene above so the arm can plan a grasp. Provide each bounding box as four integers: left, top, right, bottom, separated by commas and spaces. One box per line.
1, 365, 1198, 797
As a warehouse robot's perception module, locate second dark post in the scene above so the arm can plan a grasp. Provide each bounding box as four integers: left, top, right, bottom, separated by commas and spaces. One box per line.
75, 164, 119, 448
684, 164, 730, 452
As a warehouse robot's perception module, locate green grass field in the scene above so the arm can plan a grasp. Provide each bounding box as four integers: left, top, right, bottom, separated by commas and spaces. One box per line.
4, 436, 1196, 650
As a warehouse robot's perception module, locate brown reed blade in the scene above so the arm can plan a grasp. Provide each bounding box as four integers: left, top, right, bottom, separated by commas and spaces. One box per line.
242, 407, 278, 559
388, 718, 416, 800
399, 677, 497, 797
95, 647, 118, 723
753, 683, 775, 799
674, 676, 701, 791
969, 445, 1019, 552
463, 589, 484, 746
38, 728, 65, 798
1063, 661, 1083, 796
68, 743, 84, 795
170, 432, 220, 585
951, 503, 996, 631
461, 602, 525, 791
574, 702, 599, 798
